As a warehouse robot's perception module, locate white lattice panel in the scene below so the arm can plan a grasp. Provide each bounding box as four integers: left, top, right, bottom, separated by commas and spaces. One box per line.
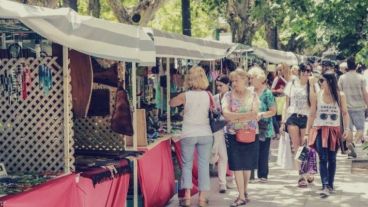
0, 57, 73, 173
74, 84, 125, 152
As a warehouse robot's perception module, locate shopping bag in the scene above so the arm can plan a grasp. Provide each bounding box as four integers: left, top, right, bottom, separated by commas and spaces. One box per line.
294, 145, 309, 161
277, 132, 294, 169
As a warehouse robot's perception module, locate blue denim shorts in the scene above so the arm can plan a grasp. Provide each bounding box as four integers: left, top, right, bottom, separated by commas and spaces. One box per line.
348, 110, 365, 131
286, 113, 308, 129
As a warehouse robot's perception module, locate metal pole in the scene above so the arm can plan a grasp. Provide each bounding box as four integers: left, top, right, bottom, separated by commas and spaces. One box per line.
166, 57, 171, 133
1, 34, 6, 49
62, 46, 71, 173
132, 62, 138, 207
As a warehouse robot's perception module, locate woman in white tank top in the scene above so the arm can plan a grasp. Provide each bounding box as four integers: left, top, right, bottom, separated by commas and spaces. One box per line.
170, 66, 213, 207
306, 71, 350, 197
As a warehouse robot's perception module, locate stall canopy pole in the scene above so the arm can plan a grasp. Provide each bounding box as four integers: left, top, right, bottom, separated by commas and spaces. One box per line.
62, 46, 71, 173
166, 57, 171, 133
131, 62, 138, 207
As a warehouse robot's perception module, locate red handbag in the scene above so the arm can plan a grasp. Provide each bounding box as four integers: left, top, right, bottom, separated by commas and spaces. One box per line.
231, 92, 257, 143
236, 129, 256, 143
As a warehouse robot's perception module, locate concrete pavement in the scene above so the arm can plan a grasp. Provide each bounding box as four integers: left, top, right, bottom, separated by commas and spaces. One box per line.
166, 139, 368, 207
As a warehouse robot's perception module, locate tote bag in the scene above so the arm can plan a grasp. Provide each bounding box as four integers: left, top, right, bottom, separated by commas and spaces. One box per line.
277, 132, 294, 169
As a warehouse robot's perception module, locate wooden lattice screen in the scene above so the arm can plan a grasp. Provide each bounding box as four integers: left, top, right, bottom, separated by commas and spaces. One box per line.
74, 84, 125, 152
0, 57, 74, 173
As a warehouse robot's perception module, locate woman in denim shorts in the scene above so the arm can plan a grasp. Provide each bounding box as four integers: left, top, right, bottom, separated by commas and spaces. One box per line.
281, 63, 314, 187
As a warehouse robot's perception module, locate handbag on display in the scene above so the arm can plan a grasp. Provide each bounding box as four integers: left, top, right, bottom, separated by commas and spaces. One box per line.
111, 85, 134, 136
87, 89, 110, 117
206, 91, 227, 133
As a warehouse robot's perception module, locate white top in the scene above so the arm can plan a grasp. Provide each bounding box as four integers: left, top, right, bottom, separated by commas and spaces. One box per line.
284, 80, 310, 115
182, 90, 212, 138
313, 91, 340, 127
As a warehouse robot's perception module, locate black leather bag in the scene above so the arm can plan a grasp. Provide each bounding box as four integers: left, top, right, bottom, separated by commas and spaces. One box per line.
87, 89, 110, 117
209, 110, 227, 133
206, 91, 227, 133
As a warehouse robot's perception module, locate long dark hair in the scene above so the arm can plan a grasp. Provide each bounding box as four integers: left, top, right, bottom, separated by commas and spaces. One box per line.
322, 71, 340, 106
298, 63, 312, 106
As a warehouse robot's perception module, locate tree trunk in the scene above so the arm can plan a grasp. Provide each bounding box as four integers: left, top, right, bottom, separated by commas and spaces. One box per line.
20, 0, 59, 8
265, 24, 279, 49
108, 0, 168, 26
88, 0, 101, 18
181, 0, 191, 36
63, 0, 78, 11
226, 0, 258, 45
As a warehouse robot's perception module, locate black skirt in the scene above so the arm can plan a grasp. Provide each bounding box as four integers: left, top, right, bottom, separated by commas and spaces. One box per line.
225, 134, 259, 171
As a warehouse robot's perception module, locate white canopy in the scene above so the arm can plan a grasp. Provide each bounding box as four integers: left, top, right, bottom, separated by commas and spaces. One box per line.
0, 0, 156, 66
253, 47, 303, 65
145, 28, 235, 61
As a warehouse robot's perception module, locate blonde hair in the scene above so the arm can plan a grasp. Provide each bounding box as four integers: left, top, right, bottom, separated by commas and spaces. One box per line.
184, 66, 209, 90
229, 68, 248, 82
248, 66, 266, 82
277, 63, 291, 80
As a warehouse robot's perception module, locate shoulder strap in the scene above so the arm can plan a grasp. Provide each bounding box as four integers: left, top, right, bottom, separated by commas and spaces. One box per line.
206, 91, 215, 111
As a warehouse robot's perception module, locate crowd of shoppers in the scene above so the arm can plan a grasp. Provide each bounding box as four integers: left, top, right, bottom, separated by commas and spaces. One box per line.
170, 56, 367, 206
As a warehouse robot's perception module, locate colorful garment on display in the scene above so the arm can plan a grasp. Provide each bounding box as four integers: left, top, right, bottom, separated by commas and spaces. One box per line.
38, 64, 52, 95
0, 64, 28, 103
21, 66, 31, 100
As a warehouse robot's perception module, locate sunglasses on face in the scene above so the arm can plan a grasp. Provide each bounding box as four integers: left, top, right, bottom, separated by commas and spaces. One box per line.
320, 113, 338, 121
300, 69, 311, 74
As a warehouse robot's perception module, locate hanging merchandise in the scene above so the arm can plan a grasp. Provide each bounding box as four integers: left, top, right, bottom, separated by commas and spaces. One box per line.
38, 64, 52, 95
21, 65, 31, 100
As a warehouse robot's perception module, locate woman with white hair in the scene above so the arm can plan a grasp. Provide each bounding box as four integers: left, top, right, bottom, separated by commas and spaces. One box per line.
222, 69, 259, 206
249, 67, 276, 182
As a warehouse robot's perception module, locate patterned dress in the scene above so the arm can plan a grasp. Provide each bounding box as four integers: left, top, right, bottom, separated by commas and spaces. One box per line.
222, 90, 260, 171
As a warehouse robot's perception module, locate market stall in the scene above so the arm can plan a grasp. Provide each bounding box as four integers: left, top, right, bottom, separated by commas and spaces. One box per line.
0, 1, 156, 206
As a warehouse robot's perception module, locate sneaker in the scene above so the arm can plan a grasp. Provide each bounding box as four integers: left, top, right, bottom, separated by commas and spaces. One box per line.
219, 184, 226, 194
319, 187, 330, 198
226, 180, 237, 189
259, 178, 268, 183
327, 186, 335, 194
347, 144, 357, 158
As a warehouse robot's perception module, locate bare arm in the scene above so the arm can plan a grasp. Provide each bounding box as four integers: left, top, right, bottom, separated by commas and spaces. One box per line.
222, 93, 258, 122
169, 93, 185, 107
362, 87, 368, 107
340, 92, 350, 132
305, 91, 317, 134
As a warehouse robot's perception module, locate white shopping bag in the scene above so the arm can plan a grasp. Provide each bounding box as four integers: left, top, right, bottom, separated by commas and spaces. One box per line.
277, 132, 294, 170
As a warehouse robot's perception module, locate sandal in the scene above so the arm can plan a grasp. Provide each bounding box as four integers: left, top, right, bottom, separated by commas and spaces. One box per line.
298, 177, 308, 188
230, 197, 247, 207
198, 198, 209, 207
244, 192, 250, 203
307, 176, 314, 184
180, 198, 191, 207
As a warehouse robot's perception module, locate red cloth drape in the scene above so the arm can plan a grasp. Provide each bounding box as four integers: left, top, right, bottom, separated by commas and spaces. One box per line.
138, 139, 175, 207
0, 167, 130, 207
77, 172, 130, 207
0, 174, 81, 207
172, 140, 199, 198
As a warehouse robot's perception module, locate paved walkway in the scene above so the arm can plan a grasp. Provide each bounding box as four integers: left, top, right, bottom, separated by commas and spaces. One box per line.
166, 139, 368, 207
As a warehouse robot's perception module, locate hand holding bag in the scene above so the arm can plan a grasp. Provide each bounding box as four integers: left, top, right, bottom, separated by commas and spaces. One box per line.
206, 91, 227, 133
234, 93, 256, 143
